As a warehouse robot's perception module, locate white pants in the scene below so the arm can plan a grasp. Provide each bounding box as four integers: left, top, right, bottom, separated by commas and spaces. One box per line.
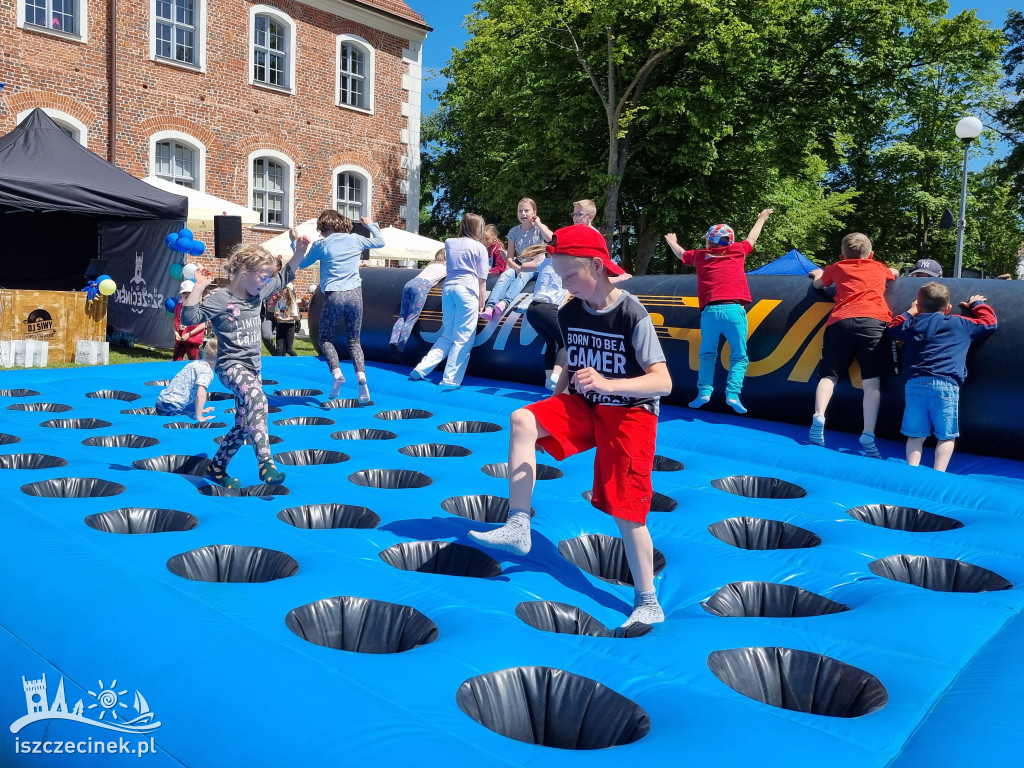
412, 282, 479, 385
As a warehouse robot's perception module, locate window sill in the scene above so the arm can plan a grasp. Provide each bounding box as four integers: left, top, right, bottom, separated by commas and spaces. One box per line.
21, 23, 84, 43
249, 225, 290, 233
336, 102, 373, 116
251, 81, 295, 96
153, 55, 205, 74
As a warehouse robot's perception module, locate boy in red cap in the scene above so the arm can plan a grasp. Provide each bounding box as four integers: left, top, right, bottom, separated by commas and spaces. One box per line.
470, 226, 672, 627
664, 208, 773, 414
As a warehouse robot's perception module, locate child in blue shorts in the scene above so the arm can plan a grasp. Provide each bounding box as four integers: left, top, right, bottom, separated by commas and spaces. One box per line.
156, 338, 218, 421
888, 282, 996, 471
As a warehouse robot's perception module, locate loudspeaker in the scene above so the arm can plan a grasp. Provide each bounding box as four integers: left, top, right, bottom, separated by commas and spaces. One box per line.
214, 215, 243, 259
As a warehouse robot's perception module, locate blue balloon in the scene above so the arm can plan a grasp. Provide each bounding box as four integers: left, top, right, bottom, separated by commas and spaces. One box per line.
189, 240, 206, 256
95, 274, 111, 284
165, 233, 179, 247
179, 228, 194, 241
174, 238, 194, 254
164, 297, 178, 312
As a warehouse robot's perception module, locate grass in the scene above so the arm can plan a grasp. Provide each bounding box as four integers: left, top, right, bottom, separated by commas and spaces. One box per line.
36, 336, 320, 369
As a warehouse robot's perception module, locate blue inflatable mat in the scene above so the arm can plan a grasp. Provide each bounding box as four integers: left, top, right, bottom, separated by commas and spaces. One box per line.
0, 358, 1021, 767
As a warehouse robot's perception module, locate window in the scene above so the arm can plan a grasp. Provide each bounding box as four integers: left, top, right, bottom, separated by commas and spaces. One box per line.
24, 0, 77, 34
249, 7, 295, 92
155, 140, 196, 188
252, 156, 289, 226
332, 166, 371, 221
17, 109, 88, 146
336, 35, 374, 112
155, 0, 196, 65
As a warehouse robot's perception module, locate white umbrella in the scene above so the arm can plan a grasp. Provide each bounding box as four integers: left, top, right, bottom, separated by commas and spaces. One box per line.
375, 226, 445, 265
259, 218, 321, 264
140, 176, 260, 231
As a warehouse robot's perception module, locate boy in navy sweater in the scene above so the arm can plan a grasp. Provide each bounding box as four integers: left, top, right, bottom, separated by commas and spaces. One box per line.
888, 282, 996, 471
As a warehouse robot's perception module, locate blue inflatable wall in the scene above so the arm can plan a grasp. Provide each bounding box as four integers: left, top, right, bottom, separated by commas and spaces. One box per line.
1, 354, 1023, 767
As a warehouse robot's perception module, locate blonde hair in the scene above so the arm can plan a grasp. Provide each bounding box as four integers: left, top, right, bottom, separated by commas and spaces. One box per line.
841, 233, 873, 259
518, 197, 538, 213
483, 224, 500, 240
519, 244, 547, 263
457, 213, 486, 243
434, 248, 446, 262
203, 336, 219, 362
574, 199, 597, 217
227, 244, 277, 278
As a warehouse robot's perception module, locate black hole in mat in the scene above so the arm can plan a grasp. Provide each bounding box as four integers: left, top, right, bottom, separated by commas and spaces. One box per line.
274, 388, 323, 397
0, 389, 41, 397
0, 453, 68, 470
456, 666, 650, 749
277, 504, 380, 529
166, 544, 298, 582
261, 379, 278, 385
483, 462, 562, 480
440, 495, 534, 524
380, 541, 502, 578
702, 582, 850, 618
711, 475, 807, 499
581, 488, 677, 512
86, 390, 141, 401
515, 601, 652, 638
9, 402, 72, 413
847, 504, 963, 533
0, 434, 22, 446
85, 507, 198, 534
708, 517, 821, 550
41, 418, 112, 430
558, 534, 666, 587
707, 647, 888, 718
21, 477, 126, 498
198, 484, 291, 498
376, 408, 432, 421
121, 407, 160, 415
132, 455, 212, 475
163, 421, 228, 429
273, 449, 349, 466
213, 434, 284, 445
286, 596, 438, 653
868, 554, 1013, 592
437, 420, 502, 434
144, 380, 171, 386
653, 455, 684, 472
321, 399, 364, 410
83, 434, 160, 448
331, 428, 397, 441
399, 443, 472, 458
273, 417, 335, 426
199, 391, 232, 402
227, 406, 282, 414
349, 469, 432, 489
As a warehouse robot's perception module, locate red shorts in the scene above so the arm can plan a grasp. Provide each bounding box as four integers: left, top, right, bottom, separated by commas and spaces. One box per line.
524, 393, 658, 524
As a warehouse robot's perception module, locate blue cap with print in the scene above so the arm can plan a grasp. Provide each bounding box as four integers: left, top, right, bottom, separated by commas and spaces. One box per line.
705, 224, 735, 246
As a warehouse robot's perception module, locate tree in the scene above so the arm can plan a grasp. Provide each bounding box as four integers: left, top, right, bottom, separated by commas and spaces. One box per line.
996, 9, 1024, 218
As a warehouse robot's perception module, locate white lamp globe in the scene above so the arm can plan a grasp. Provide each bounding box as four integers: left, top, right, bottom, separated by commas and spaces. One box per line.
955, 116, 983, 140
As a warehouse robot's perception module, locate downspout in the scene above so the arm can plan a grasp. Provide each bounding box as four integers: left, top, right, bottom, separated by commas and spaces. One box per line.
107, 0, 117, 163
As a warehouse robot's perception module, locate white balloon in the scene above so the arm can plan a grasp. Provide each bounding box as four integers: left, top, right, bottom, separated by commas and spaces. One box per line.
181, 263, 197, 281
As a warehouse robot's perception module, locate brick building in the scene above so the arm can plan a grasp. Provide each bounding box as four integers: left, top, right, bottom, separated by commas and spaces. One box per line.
0, 0, 430, 296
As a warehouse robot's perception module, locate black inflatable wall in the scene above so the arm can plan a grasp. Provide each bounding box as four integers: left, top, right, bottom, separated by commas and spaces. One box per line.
350, 270, 1022, 460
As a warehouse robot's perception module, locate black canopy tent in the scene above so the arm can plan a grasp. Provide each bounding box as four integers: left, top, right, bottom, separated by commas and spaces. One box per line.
0, 109, 189, 346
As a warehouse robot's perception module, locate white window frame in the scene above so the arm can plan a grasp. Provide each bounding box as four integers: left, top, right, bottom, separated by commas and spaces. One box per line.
335, 33, 374, 114
249, 5, 296, 95
16, 0, 88, 42
17, 109, 89, 146
248, 149, 294, 229
149, 0, 207, 71
149, 131, 206, 191
332, 165, 372, 222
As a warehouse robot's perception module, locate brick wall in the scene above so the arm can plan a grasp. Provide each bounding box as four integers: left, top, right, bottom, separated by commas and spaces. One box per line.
0, 0, 428, 300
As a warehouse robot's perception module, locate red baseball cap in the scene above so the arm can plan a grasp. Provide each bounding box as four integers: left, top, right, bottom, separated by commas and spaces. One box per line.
546, 226, 624, 275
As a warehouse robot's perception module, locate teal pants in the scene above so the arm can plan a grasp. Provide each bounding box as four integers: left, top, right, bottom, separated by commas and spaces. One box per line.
697, 303, 748, 397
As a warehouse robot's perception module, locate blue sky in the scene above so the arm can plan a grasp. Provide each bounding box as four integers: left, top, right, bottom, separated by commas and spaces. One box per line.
414, 0, 1014, 161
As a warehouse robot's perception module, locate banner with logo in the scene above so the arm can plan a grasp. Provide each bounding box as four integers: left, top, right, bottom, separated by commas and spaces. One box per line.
99, 220, 182, 348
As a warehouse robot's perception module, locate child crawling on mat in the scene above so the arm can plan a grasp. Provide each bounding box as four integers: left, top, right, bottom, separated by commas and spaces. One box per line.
155, 337, 218, 421
469, 225, 673, 627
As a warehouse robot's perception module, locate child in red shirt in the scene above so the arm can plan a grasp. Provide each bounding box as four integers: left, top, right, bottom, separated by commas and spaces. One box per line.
807, 232, 900, 457
172, 282, 206, 360
664, 208, 772, 414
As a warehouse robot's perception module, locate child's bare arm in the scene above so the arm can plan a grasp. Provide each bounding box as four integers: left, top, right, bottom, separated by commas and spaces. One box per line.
506, 239, 521, 272
533, 215, 554, 242
808, 268, 825, 290
551, 365, 571, 396
744, 208, 774, 247
573, 361, 672, 399
664, 233, 686, 261
609, 272, 633, 283
194, 386, 214, 421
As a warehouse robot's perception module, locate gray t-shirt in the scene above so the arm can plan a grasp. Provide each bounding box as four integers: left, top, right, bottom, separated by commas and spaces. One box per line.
180, 260, 296, 373
507, 224, 546, 259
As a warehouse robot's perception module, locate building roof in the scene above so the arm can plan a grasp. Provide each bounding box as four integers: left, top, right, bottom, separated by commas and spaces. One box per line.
349, 0, 431, 31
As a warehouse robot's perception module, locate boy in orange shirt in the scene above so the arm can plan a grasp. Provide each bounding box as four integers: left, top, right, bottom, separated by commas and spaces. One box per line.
807, 233, 899, 458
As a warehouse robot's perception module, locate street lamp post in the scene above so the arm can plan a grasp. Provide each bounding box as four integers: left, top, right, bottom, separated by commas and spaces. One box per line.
953, 116, 983, 279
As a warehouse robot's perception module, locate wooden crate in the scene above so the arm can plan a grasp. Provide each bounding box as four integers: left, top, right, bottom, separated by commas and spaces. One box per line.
0, 290, 107, 364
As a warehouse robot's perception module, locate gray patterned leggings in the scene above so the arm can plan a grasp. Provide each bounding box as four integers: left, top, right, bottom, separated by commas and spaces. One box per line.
319, 288, 365, 374
211, 364, 272, 467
